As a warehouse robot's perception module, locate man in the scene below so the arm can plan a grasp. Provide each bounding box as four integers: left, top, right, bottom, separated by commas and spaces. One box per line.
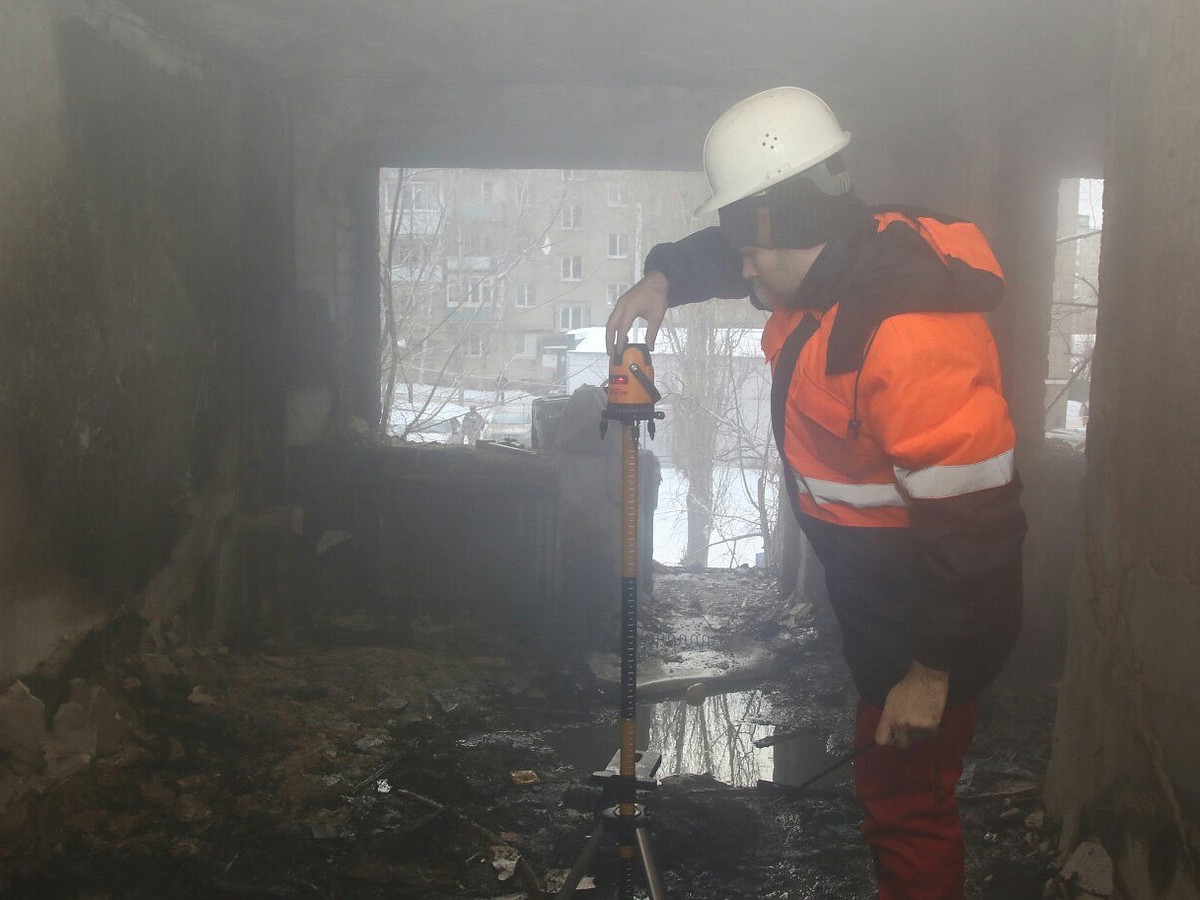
462, 405, 484, 445
607, 87, 1026, 899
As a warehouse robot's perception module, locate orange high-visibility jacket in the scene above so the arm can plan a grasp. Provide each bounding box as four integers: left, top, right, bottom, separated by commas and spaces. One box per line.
762, 301, 1015, 530
645, 208, 1026, 707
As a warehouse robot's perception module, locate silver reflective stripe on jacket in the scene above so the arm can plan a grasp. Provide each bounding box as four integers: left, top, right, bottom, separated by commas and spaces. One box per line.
792, 473, 907, 509
894, 449, 1015, 500
793, 448, 1016, 509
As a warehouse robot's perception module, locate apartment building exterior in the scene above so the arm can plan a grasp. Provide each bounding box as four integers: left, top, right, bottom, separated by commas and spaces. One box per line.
379, 167, 719, 406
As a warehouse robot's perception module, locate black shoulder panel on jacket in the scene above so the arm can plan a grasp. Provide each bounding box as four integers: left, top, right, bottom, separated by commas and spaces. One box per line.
824, 209, 1004, 375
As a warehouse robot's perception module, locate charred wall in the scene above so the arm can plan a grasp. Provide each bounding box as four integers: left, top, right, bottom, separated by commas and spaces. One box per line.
0, 0, 296, 683
1046, 1, 1200, 896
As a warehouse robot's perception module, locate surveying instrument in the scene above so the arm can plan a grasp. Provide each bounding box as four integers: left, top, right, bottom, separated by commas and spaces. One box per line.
557, 344, 667, 900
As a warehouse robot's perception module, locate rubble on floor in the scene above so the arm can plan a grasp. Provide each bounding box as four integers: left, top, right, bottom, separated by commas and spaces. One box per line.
0, 570, 1068, 898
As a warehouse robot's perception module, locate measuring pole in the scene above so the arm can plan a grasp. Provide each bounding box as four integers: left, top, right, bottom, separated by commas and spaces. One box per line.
616, 418, 640, 894
556, 344, 665, 900
601, 343, 664, 900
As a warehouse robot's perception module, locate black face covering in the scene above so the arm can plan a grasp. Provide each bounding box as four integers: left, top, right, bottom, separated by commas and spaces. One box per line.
718, 158, 861, 251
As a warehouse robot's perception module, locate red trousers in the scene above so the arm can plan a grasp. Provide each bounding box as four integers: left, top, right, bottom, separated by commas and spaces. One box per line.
853, 698, 979, 900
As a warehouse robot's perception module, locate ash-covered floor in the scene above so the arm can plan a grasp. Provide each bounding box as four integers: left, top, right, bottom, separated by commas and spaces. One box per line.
0, 571, 1064, 899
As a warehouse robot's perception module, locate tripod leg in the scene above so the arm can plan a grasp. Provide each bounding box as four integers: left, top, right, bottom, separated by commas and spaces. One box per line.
635, 826, 669, 900
555, 823, 606, 899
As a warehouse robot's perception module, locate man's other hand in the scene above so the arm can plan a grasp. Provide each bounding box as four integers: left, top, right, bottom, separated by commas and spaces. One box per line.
606, 272, 670, 357
876, 660, 949, 749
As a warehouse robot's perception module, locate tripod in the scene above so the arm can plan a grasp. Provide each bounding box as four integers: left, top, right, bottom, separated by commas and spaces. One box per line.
558, 345, 667, 900
554, 745, 667, 899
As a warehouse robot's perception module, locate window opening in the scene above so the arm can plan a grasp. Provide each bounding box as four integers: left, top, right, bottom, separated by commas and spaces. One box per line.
515, 333, 539, 358
514, 283, 535, 308
377, 166, 778, 567
462, 278, 497, 307
561, 204, 583, 230
607, 233, 629, 258
561, 255, 583, 281
558, 305, 586, 330
1046, 177, 1102, 441
464, 332, 487, 358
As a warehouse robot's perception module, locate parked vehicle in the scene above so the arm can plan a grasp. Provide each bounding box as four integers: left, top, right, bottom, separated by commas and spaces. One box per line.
484, 401, 533, 445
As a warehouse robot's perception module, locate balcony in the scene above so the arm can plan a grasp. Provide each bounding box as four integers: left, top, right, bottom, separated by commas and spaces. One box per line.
461, 202, 504, 222
444, 305, 499, 324
444, 256, 495, 274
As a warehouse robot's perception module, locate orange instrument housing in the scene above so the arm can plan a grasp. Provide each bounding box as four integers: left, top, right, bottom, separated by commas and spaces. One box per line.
604, 344, 661, 425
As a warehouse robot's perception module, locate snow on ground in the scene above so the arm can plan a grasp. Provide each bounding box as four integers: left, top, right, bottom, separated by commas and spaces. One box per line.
386, 385, 539, 440
655, 464, 776, 568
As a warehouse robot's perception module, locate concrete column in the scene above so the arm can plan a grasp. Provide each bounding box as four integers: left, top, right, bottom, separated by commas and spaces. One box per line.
989, 144, 1061, 464
1046, 2, 1200, 896
347, 159, 383, 428
292, 88, 380, 431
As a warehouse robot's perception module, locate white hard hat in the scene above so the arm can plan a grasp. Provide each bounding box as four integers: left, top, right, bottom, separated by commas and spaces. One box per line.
695, 87, 851, 216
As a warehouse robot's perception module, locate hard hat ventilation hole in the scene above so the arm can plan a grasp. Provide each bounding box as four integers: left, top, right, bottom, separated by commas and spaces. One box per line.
761, 132, 779, 150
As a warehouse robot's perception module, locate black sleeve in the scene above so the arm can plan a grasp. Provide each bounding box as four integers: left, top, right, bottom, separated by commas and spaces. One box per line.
643, 227, 751, 307
906, 478, 1027, 677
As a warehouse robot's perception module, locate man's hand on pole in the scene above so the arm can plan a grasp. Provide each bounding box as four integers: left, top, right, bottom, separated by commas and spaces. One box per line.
876, 660, 949, 749
606, 271, 670, 357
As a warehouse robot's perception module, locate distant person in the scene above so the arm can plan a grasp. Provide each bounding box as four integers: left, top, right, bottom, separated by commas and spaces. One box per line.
462, 406, 484, 444
448, 417, 463, 444
607, 86, 1027, 899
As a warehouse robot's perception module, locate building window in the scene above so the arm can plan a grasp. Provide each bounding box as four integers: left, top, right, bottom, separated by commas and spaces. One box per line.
462, 233, 492, 256
515, 333, 539, 358
561, 204, 583, 230
561, 256, 582, 281
514, 283, 535, 308
517, 181, 539, 207
607, 283, 630, 306
606, 183, 623, 207
405, 181, 438, 211
389, 243, 426, 281
464, 333, 486, 357
559, 305, 585, 330
607, 233, 629, 258
462, 278, 497, 306
380, 173, 398, 212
